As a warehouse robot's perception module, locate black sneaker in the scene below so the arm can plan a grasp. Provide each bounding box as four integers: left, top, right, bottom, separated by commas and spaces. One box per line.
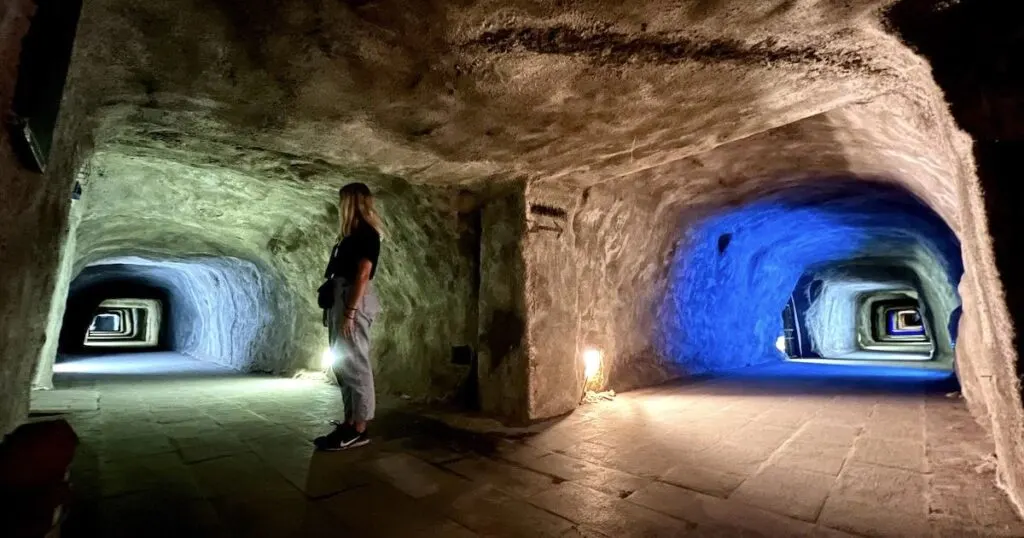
314, 424, 370, 451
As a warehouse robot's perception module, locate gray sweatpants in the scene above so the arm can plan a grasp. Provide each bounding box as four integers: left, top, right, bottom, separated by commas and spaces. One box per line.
328, 277, 381, 422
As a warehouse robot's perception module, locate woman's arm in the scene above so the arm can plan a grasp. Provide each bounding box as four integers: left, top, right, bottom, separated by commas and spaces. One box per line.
342, 259, 374, 330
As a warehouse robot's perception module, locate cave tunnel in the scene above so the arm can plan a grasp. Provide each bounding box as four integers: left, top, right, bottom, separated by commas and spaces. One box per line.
660, 180, 963, 390
5, 0, 1024, 536
55, 256, 280, 376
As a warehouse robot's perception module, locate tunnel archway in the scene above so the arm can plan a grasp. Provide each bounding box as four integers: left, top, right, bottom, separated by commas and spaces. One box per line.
57, 256, 286, 373
660, 180, 963, 376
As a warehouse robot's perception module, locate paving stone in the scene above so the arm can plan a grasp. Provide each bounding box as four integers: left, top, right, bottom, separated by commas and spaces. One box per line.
772, 441, 850, 476
714, 403, 769, 422
813, 406, 873, 428
220, 419, 287, 441
494, 438, 552, 465
679, 442, 771, 476
929, 514, 1024, 538
757, 407, 818, 429
96, 493, 227, 538
153, 407, 203, 424
212, 491, 348, 538
304, 449, 377, 498
928, 472, 1024, 531
863, 416, 925, 442
189, 452, 301, 499
98, 452, 205, 499
660, 463, 746, 497
381, 435, 468, 464
729, 465, 835, 521
602, 442, 682, 478
445, 456, 558, 498
96, 432, 177, 460
530, 482, 692, 538
687, 415, 758, 438
818, 497, 929, 537
447, 484, 574, 537
828, 462, 926, 516
247, 434, 319, 491
160, 417, 228, 437
523, 452, 650, 497
850, 436, 927, 472
724, 424, 797, 454
176, 437, 251, 464
561, 440, 615, 465
560, 525, 610, 537
318, 480, 474, 537
527, 429, 588, 452
627, 482, 818, 537
366, 453, 470, 499
54, 355, 1024, 538
790, 421, 862, 447
685, 524, 775, 537
655, 424, 725, 452
580, 424, 647, 449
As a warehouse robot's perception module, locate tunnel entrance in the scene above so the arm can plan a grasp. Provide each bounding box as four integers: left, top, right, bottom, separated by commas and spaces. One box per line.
661, 180, 963, 387
55, 256, 279, 376
781, 261, 947, 369
81, 298, 161, 349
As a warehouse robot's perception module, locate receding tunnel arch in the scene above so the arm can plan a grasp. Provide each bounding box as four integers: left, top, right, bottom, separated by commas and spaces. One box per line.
58, 256, 288, 372
792, 262, 950, 365
60, 273, 172, 354
660, 180, 963, 374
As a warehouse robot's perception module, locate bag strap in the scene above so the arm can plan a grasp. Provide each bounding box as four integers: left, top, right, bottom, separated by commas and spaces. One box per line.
323, 241, 341, 280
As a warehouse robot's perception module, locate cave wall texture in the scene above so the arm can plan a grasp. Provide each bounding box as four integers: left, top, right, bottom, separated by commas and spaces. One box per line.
38, 150, 481, 402
1, 0, 90, 435
476, 187, 529, 420
1, 0, 1023, 515
61, 258, 281, 370
0, 0, 40, 436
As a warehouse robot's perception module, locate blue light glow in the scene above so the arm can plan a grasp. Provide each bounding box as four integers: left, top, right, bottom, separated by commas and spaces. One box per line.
659, 182, 962, 374
733, 361, 955, 381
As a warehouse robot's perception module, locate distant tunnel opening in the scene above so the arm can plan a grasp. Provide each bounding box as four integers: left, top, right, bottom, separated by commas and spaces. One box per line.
661, 180, 963, 381
80, 298, 162, 348
57, 256, 283, 372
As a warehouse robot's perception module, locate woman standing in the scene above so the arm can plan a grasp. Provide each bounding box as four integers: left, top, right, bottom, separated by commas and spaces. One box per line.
315, 183, 383, 451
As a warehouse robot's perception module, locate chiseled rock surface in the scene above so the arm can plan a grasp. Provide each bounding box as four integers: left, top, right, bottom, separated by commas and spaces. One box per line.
63, 151, 479, 401
0, 0, 1020, 520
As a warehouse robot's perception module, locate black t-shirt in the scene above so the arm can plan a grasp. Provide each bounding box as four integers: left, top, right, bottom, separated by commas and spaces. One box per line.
325, 223, 380, 281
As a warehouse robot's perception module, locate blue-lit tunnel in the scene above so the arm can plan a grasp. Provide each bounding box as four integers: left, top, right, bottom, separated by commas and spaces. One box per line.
660, 181, 963, 375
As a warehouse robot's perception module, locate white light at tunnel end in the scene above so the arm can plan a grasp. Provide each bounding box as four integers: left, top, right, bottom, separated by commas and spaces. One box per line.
583, 347, 602, 381
775, 336, 787, 354
321, 348, 335, 370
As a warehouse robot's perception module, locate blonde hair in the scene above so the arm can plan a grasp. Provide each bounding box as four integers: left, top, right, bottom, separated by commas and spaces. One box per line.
338, 182, 384, 239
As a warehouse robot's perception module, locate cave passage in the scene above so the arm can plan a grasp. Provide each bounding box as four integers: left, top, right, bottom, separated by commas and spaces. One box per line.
661, 181, 963, 379
56, 256, 279, 374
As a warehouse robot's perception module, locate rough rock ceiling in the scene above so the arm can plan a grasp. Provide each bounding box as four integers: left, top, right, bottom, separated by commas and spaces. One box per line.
71, 0, 927, 189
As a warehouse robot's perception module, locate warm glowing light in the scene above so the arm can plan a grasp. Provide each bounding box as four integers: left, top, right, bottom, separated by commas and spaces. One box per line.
775, 336, 787, 353
321, 348, 335, 369
583, 348, 602, 380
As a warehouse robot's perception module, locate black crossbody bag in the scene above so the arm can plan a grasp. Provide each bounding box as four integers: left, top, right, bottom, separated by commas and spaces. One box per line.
318, 242, 340, 309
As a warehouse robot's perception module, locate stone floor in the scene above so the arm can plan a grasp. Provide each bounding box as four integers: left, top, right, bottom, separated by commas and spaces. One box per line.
43, 353, 1024, 537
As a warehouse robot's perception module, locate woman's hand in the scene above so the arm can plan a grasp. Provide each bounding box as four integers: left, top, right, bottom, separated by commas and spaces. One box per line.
341, 313, 356, 339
